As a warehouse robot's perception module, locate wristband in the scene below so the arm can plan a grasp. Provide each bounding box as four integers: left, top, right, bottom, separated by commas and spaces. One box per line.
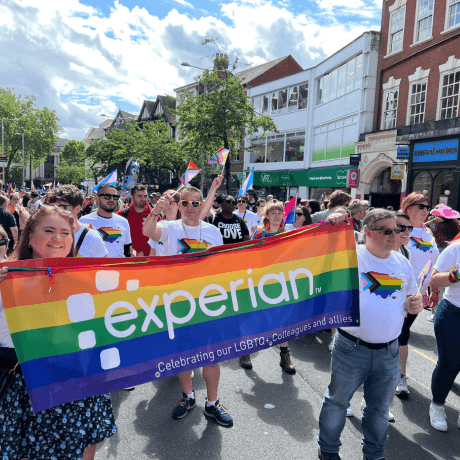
448, 268, 460, 283
151, 213, 161, 220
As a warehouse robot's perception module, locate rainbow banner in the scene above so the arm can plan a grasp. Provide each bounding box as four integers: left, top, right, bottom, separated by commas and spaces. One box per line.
1, 221, 359, 413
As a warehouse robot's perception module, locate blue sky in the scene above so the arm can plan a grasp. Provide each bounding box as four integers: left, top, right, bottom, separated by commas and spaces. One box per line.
0, 0, 382, 139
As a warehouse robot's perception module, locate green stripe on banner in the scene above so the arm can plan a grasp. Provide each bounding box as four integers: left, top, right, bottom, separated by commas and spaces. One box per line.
13, 268, 358, 362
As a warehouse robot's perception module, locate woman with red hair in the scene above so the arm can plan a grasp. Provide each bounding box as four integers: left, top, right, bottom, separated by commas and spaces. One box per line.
396, 192, 439, 397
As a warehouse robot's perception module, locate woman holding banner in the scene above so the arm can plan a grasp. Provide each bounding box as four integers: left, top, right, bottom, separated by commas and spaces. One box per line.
0, 206, 117, 460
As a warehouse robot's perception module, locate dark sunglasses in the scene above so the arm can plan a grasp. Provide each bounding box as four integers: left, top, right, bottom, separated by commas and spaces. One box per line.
296, 212, 304, 217
397, 224, 414, 233
411, 204, 430, 211
0, 238, 8, 246
237, 199, 247, 203
225, 199, 237, 205
372, 227, 402, 235
179, 200, 202, 208
98, 194, 119, 200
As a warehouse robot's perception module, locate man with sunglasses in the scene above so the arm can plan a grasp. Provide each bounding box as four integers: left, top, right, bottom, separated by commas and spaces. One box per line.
205, 195, 250, 245
318, 209, 422, 460
146, 185, 233, 427
80, 185, 132, 258
234, 195, 261, 234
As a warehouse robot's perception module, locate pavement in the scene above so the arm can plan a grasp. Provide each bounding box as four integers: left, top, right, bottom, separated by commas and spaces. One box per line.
95, 308, 460, 460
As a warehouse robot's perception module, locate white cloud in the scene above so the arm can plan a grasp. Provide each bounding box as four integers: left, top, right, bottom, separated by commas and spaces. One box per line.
0, 0, 381, 140
174, 0, 194, 8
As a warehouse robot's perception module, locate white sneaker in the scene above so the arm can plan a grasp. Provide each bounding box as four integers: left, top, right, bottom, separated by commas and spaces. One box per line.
388, 410, 395, 422
427, 314, 434, 322
396, 376, 410, 395
430, 403, 448, 431
191, 370, 194, 379
457, 413, 460, 429
346, 406, 354, 417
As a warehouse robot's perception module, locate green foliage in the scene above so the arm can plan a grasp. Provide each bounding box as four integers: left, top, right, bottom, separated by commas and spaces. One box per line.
0, 87, 62, 185
174, 39, 279, 192
9, 165, 23, 184
55, 140, 87, 184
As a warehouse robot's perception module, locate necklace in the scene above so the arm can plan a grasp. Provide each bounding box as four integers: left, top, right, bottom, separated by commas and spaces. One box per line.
182, 220, 202, 242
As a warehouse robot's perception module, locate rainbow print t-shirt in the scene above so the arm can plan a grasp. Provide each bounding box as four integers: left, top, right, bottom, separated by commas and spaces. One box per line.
405, 227, 439, 283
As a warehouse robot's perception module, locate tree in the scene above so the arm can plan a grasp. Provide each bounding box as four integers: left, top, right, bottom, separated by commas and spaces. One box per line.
0, 87, 62, 185
174, 39, 279, 194
55, 140, 87, 184
9, 165, 23, 184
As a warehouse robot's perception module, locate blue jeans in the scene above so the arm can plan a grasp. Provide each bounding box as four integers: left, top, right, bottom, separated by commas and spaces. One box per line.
318, 332, 400, 460
431, 299, 460, 405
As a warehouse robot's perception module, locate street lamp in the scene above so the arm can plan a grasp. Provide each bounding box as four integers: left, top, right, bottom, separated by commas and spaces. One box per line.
181, 62, 209, 71
1, 117, 18, 188
15, 133, 25, 190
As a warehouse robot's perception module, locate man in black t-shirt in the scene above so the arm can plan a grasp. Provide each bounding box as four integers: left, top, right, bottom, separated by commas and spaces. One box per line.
206, 195, 250, 245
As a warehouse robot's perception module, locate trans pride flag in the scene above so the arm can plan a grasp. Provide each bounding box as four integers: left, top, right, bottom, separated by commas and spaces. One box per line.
180, 159, 200, 184
238, 167, 254, 197
92, 170, 117, 193
2, 220, 359, 413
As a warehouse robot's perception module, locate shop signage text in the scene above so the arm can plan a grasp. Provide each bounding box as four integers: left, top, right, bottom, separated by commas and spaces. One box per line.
413, 139, 459, 163
346, 169, 359, 188
390, 164, 405, 180
396, 147, 410, 159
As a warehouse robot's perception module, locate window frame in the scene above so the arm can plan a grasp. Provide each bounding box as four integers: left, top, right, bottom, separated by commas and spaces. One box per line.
381, 89, 400, 130
406, 79, 428, 125
412, 0, 435, 46
437, 69, 460, 120
442, 0, 460, 34
387, 6, 406, 56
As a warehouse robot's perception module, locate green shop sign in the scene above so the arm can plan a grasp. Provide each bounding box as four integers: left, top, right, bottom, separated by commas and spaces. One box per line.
254, 170, 307, 186
306, 166, 354, 187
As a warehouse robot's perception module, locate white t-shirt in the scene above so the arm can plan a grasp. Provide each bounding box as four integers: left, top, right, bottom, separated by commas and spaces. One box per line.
341, 245, 417, 343
148, 238, 165, 257
79, 213, 131, 258
234, 210, 261, 232
434, 242, 460, 308
74, 225, 108, 258
405, 226, 439, 286
0, 295, 13, 348
157, 219, 223, 255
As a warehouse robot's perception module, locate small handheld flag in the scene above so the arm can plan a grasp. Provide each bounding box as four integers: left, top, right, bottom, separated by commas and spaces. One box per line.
92, 170, 117, 193
283, 196, 297, 225
238, 167, 254, 197
418, 257, 433, 294
180, 159, 200, 185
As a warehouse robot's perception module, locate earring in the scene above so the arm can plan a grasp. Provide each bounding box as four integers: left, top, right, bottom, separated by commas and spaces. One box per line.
28, 244, 32, 249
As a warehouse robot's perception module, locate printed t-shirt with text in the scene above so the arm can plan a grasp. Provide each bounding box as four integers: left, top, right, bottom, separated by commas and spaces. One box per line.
434, 242, 460, 308
234, 210, 261, 231
74, 224, 108, 258
341, 245, 417, 343
158, 219, 223, 255
79, 213, 131, 258
205, 212, 249, 245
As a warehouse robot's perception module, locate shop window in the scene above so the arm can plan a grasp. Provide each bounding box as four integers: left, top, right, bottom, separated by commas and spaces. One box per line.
412, 170, 433, 198
389, 8, 406, 54
415, 0, 434, 43
448, 0, 460, 28
278, 89, 287, 114
262, 95, 269, 114
285, 138, 305, 162
249, 141, 266, 163
266, 139, 284, 163
383, 90, 399, 129
433, 170, 455, 206
409, 81, 427, 124
440, 70, 460, 119
288, 86, 298, 112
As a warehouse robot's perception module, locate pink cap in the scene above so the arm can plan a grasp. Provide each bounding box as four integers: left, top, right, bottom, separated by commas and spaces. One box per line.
430, 206, 460, 219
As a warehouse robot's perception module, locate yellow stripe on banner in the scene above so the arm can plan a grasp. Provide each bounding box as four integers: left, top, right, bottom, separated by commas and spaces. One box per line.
6, 250, 357, 333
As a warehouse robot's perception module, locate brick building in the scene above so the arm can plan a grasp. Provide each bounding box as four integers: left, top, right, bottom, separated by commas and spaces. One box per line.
356, 0, 460, 209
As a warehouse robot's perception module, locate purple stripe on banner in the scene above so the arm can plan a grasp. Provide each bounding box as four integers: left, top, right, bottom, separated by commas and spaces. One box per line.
28, 309, 354, 412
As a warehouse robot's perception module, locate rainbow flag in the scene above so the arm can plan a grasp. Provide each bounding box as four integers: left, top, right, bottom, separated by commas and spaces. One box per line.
208, 147, 230, 166
180, 159, 200, 184
97, 227, 123, 243
1, 221, 359, 413
361, 271, 404, 298
418, 257, 433, 293
409, 236, 433, 252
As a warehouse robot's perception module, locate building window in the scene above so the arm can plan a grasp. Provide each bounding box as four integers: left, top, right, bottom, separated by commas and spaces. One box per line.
249, 140, 266, 163
449, 0, 460, 28
383, 90, 399, 129
266, 138, 285, 163
337, 63, 347, 97
278, 89, 287, 114
270, 92, 278, 115
440, 70, 460, 119
262, 95, 269, 114
416, 0, 434, 42
285, 136, 305, 162
288, 86, 298, 112
409, 81, 427, 124
389, 8, 405, 53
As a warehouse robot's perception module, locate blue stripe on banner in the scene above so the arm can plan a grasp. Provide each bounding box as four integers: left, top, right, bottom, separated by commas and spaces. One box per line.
21, 289, 358, 391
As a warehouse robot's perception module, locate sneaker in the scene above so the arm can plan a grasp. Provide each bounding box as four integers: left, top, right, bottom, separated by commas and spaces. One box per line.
457, 413, 460, 429
318, 448, 341, 459
395, 376, 410, 395
280, 350, 296, 374
388, 410, 395, 422
429, 402, 448, 431
191, 370, 194, 379
328, 336, 335, 351
171, 392, 196, 419
239, 354, 252, 369
122, 387, 135, 391
346, 406, 354, 417
427, 314, 434, 322
203, 399, 233, 427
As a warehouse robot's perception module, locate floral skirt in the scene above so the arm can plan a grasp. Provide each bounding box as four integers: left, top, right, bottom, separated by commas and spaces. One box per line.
0, 373, 117, 459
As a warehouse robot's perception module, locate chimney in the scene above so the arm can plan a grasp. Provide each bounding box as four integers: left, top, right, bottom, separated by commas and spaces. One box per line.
214, 53, 229, 71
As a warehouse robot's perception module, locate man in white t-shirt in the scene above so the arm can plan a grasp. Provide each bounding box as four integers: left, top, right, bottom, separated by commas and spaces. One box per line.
234, 195, 261, 234
80, 185, 132, 258
146, 185, 233, 427
318, 209, 422, 460
50, 185, 108, 258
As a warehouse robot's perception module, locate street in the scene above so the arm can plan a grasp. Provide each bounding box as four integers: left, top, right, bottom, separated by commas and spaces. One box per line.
95, 308, 460, 460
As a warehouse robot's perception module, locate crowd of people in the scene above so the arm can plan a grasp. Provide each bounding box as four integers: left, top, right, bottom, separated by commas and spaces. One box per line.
0, 179, 459, 460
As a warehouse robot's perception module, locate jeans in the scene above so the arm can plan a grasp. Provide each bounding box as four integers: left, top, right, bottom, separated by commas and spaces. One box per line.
431, 299, 460, 405
318, 332, 400, 460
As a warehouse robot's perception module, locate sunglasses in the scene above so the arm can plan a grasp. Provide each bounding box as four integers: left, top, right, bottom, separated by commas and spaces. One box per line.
237, 199, 247, 203
225, 199, 237, 205
0, 238, 8, 246
396, 224, 414, 233
410, 204, 430, 211
296, 212, 304, 217
98, 194, 119, 201
371, 227, 402, 235
179, 200, 202, 208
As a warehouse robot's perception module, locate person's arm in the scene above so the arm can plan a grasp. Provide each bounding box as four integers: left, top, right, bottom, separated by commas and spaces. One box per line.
240, 218, 250, 242
142, 195, 171, 240
10, 227, 18, 245
17, 204, 29, 229
200, 173, 223, 220
326, 212, 348, 225
431, 269, 457, 288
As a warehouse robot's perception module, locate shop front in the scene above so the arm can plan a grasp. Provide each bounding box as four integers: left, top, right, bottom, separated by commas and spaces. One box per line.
408, 138, 459, 208
306, 166, 355, 201
253, 170, 307, 201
